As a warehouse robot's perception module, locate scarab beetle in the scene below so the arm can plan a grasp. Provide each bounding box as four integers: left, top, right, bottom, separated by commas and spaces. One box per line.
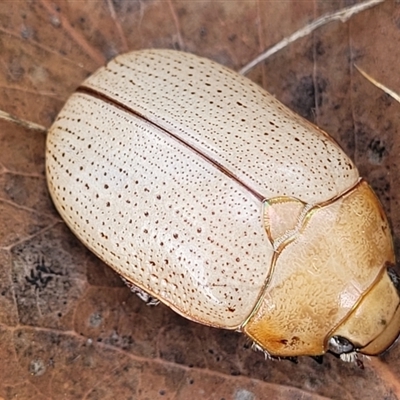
45, 49, 400, 362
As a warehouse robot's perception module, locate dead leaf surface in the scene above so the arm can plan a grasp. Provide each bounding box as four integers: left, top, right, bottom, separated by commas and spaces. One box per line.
1, 1, 400, 399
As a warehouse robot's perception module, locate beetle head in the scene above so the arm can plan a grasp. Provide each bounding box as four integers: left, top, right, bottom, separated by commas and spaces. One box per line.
327, 265, 400, 360
243, 180, 400, 361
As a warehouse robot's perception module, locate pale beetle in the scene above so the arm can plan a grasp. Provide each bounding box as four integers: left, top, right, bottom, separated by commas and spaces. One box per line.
44, 49, 400, 364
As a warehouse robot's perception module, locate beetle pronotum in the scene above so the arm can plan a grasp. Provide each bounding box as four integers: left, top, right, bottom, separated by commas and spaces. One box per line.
45, 49, 400, 363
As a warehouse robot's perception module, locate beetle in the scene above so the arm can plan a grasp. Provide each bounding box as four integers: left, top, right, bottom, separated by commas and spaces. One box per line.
45, 49, 400, 362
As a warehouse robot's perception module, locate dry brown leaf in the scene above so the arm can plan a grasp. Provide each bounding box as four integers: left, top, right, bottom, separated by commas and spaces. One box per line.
1, 1, 400, 399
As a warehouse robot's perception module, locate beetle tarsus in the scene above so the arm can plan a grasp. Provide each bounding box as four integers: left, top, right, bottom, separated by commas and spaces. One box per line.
120, 276, 160, 306
251, 342, 273, 360
251, 342, 298, 363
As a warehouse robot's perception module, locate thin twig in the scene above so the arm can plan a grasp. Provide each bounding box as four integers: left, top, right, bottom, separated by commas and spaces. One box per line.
0, 110, 47, 133
354, 64, 400, 104
239, 0, 386, 75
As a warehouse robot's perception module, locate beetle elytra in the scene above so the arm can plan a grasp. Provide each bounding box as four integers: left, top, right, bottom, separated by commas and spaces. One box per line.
45, 49, 400, 362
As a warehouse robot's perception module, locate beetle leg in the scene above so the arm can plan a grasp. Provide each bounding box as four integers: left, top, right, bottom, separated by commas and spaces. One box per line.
120, 276, 160, 306
251, 342, 273, 360
250, 342, 298, 363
